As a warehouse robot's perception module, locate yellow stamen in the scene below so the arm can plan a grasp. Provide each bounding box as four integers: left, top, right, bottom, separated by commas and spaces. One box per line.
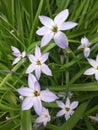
44, 114, 48, 118
36, 60, 41, 65
34, 91, 40, 97
96, 66, 98, 70
52, 25, 58, 33
65, 107, 70, 112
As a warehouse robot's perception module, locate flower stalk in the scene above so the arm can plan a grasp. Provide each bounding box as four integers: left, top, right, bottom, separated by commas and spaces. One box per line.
66, 54, 69, 91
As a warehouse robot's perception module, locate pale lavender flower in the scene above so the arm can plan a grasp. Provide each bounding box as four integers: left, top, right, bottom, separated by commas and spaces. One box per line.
35, 107, 51, 126
78, 37, 91, 58
36, 9, 78, 49
26, 45, 52, 80
17, 74, 58, 115
84, 55, 98, 81
56, 97, 79, 120
11, 46, 26, 65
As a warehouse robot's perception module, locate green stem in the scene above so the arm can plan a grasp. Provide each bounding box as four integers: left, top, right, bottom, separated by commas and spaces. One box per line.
20, 110, 32, 130
66, 55, 69, 92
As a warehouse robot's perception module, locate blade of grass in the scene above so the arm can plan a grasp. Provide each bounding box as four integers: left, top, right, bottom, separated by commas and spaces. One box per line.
28, 0, 44, 45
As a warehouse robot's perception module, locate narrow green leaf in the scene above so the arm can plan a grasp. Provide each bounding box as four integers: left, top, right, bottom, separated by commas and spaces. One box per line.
28, 0, 44, 45
50, 82, 98, 91
0, 102, 19, 111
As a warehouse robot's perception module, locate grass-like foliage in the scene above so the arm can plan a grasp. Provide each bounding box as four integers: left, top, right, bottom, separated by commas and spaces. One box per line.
0, 0, 98, 130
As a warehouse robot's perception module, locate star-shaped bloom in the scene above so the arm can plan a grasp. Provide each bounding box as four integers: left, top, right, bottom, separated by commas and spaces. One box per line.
84, 55, 98, 81
36, 9, 78, 49
78, 37, 91, 58
26, 45, 52, 80
35, 107, 51, 126
56, 97, 79, 120
11, 46, 26, 65
17, 74, 58, 115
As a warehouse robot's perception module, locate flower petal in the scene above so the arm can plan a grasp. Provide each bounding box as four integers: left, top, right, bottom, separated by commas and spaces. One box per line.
39, 16, 54, 28
54, 31, 68, 49
84, 48, 90, 58
36, 26, 49, 36
87, 58, 98, 68
70, 110, 74, 116
56, 101, 65, 108
26, 64, 36, 74
70, 101, 79, 110
40, 89, 58, 102
41, 31, 54, 47
96, 55, 98, 62
77, 45, 83, 50
35, 66, 41, 80
95, 71, 98, 81
81, 37, 91, 46
65, 98, 70, 107
22, 51, 26, 58
22, 97, 33, 110
28, 74, 37, 88
40, 53, 49, 63
17, 87, 33, 96
34, 81, 40, 92
59, 22, 78, 30
65, 114, 70, 120
43, 120, 48, 127
35, 46, 41, 59
11, 46, 20, 57
41, 64, 52, 76
84, 68, 96, 75
12, 57, 21, 65
28, 54, 36, 63
54, 9, 69, 25
56, 110, 65, 117
35, 116, 44, 123
33, 97, 42, 115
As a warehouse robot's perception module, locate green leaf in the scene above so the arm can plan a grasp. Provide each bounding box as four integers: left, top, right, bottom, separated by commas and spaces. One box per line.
20, 110, 32, 130
50, 82, 98, 91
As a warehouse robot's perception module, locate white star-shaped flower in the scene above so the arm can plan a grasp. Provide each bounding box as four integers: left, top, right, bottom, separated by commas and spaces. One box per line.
11, 46, 26, 65
26, 45, 52, 80
78, 37, 91, 58
35, 107, 51, 126
36, 9, 78, 49
17, 74, 58, 115
84, 55, 98, 81
56, 97, 79, 120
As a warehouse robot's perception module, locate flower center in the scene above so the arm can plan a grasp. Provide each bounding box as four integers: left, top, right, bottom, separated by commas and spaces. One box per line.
52, 25, 58, 33
34, 91, 40, 97
65, 107, 70, 112
96, 66, 98, 70
36, 60, 41, 65
44, 114, 48, 118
